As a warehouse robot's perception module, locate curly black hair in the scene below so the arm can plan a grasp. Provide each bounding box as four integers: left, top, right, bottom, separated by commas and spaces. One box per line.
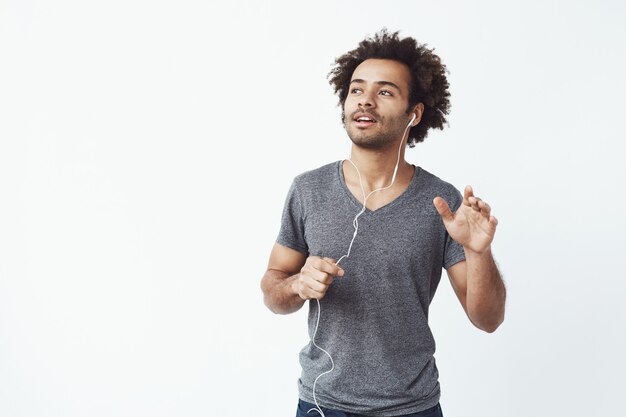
328, 29, 450, 147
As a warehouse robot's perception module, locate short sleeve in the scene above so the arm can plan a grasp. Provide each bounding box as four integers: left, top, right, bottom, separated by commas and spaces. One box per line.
443, 189, 466, 269
276, 180, 309, 255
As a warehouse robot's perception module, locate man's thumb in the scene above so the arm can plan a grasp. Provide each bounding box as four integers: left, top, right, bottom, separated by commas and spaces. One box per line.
433, 197, 454, 222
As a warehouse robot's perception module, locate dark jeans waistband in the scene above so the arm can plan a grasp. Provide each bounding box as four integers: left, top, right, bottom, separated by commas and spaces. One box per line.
296, 399, 443, 417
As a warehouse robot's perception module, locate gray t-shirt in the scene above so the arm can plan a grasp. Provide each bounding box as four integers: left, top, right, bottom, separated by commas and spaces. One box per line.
277, 160, 465, 416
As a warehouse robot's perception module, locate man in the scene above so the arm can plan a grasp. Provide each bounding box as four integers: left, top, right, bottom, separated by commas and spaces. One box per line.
260, 29, 506, 417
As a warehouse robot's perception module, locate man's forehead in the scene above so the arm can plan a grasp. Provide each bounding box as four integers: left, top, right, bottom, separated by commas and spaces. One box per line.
350, 59, 411, 90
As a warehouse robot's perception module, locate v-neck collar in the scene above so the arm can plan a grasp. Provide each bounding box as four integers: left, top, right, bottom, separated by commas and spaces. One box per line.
336, 160, 421, 215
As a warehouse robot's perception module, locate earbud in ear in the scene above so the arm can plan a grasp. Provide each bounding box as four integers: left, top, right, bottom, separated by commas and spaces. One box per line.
407, 113, 416, 127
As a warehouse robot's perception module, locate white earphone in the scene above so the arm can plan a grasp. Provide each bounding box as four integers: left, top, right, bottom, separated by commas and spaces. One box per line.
308, 107, 419, 417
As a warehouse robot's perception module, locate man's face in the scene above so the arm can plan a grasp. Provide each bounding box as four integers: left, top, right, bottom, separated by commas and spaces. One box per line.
344, 58, 413, 149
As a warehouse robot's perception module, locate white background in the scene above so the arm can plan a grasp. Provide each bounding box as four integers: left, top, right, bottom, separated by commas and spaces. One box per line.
1, 1, 625, 416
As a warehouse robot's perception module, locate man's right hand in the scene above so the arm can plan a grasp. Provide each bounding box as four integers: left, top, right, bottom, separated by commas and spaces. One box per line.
293, 256, 345, 300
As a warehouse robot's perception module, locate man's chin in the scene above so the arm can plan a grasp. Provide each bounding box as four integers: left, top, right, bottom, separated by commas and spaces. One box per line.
348, 132, 396, 150
351, 140, 383, 150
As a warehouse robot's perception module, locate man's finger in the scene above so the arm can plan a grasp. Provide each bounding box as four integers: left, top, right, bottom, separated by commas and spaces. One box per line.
307, 275, 332, 291
468, 196, 481, 211
433, 197, 454, 222
478, 200, 491, 216
320, 257, 345, 277
309, 269, 334, 285
303, 287, 325, 300
463, 185, 474, 205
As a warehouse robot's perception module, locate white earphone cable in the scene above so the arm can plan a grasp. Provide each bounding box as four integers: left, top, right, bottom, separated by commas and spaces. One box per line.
307, 116, 415, 416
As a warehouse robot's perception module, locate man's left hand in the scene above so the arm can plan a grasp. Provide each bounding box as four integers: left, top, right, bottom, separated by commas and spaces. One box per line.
433, 185, 498, 254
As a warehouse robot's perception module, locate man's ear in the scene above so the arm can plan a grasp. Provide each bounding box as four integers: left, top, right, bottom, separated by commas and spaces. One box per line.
410, 103, 425, 126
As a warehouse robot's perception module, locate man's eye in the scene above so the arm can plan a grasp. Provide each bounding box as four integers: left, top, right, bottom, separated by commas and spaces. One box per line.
350, 88, 362, 94
379, 90, 392, 96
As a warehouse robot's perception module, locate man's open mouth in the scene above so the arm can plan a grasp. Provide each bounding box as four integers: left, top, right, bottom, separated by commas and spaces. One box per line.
353, 114, 378, 127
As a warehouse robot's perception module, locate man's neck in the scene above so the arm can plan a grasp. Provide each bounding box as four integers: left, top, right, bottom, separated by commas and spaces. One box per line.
346, 143, 413, 191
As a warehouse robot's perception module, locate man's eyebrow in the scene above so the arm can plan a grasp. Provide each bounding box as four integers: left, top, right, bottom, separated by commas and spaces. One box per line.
349, 79, 402, 91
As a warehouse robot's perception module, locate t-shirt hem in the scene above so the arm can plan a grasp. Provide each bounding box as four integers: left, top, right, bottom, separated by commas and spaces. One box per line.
298, 388, 441, 417
276, 238, 309, 255
444, 253, 466, 270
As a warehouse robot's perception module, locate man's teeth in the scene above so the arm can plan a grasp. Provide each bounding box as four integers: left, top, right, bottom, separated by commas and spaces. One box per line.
357, 117, 374, 122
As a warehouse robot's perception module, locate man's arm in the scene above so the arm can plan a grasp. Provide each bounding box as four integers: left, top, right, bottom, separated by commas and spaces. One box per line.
434, 185, 505, 333
447, 252, 506, 333
260, 243, 344, 314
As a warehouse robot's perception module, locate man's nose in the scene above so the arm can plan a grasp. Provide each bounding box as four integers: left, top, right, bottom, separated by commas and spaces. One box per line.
358, 91, 376, 108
